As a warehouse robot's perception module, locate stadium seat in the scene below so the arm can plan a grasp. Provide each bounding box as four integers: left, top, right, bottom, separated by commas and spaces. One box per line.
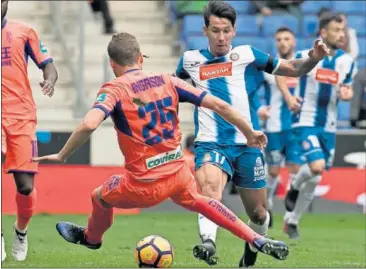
348, 16, 366, 36
303, 15, 319, 37
301, 1, 331, 14
357, 57, 366, 68
337, 101, 351, 121
331, 1, 366, 14
296, 37, 315, 51
185, 36, 208, 50
235, 16, 259, 35
262, 16, 299, 36
181, 15, 204, 40
359, 37, 366, 57
225, 1, 250, 14
233, 37, 272, 54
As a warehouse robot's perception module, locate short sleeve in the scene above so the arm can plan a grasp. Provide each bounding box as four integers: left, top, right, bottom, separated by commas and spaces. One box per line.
92, 83, 120, 118
170, 76, 208, 106
25, 26, 53, 69
250, 46, 280, 74
175, 56, 191, 79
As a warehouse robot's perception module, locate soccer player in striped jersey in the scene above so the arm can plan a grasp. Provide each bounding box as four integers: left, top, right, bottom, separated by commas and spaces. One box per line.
283, 13, 356, 239
257, 27, 303, 229
175, 1, 329, 267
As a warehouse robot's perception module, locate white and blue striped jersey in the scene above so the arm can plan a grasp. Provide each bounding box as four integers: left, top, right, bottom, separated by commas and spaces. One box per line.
258, 72, 297, 133
175, 45, 280, 145
292, 49, 356, 133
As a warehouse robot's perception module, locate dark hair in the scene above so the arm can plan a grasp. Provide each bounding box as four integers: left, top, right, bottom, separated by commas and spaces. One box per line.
317, 7, 332, 18
107, 32, 140, 66
203, 1, 236, 27
319, 13, 343, 31
275, 27, 295, 36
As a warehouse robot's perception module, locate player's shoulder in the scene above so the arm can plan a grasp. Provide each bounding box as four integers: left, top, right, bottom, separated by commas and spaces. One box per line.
181, 49, 206, 61
336, 49, 354, 63
7, 19, 35, 32
232, 45, 267, 62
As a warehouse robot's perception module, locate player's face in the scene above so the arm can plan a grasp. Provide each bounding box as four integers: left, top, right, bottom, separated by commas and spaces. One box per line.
321, 20, 346, 50
203, 15, 236, 57
1, 0, 9, 21
275, 31, 295, 58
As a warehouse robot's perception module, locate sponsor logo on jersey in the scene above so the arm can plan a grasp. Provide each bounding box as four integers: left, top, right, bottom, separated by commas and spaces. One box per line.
199, 62, 233, 81
146, 147, 183, 169
315, 68, 339, 85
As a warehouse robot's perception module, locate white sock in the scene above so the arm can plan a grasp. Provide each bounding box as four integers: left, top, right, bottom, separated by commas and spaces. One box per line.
198, 214, 218, 243
288, 175, 320, 225
291, 165, 314, 190
248, 211, 270, 252
15, 224, 27, 234
267, 175, 280, 210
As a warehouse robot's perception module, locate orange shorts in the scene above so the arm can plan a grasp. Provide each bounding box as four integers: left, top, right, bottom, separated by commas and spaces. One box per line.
1, 118, 38, 174
98, 163, 200, 209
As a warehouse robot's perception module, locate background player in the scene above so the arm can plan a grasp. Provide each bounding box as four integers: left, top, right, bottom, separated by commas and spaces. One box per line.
283, 13, 356, 239
1, 0, 58, 262
33, 32, 290, 262
257, 27, 303, 228
175, 1, 329, 267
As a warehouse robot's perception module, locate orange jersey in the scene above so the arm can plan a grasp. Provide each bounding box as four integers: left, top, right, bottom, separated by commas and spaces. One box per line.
1, 19, 53, 120
93, 69, 207, 180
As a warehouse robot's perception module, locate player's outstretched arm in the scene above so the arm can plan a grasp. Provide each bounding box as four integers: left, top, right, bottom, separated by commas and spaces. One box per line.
201, 94, 267, 149
274, 40, 330, 77
33, 109, 105, 163
40, 62, 58, 97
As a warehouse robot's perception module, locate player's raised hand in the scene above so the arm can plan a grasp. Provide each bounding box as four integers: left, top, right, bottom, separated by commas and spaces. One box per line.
309, 39, 330, 61
258, 106, 271, 121
247, 130, 267, 150
32, 154, 65, 163
338, 85, 354, 100
40, 80, 55, 97
286, 95, 303, 113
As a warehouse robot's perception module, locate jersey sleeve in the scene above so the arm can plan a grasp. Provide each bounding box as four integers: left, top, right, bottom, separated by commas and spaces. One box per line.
170, 76, 208, 106
342, 60, 357, 86
25, 26, 53, 69
175, 56, 191, 79
92, 83, 120, 118
250, 46, 280, 74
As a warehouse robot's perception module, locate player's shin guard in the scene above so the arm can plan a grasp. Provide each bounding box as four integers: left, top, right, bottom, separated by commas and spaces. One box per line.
198, 214, 218, 243
15, 189, 37, 231
248, 211, 270, 252
267, 176, 280, 210
85, 191, 114, 245
291, 165, 314, 190
287, 175, 320, 225
188, 196, 260, 243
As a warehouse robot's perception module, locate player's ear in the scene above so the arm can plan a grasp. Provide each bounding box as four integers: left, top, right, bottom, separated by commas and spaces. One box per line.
139, 52, 144, 65
233, 25, 236, 37
203, 25, 208, 36
319, 28, 327, 40
109, 58, 116, 69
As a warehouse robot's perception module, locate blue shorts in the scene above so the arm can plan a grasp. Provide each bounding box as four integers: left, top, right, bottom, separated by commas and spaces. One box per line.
194, 142, 266, 189
265, 130, 302, 166
291, 127, 336, 170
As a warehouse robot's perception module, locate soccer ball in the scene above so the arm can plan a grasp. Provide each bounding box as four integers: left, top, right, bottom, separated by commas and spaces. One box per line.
135, 235, 174, 268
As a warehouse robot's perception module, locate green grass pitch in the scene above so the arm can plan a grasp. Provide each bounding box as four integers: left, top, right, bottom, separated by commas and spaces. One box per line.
2, 213, 365, 268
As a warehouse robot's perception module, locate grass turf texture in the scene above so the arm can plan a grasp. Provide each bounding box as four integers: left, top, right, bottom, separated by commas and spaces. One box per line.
2, 213, 365, 268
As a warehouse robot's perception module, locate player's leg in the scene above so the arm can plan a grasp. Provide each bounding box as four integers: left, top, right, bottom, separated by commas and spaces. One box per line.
193, 143, 232, 264
3, 120, 38, 261
1, 232, 6, 262
170, 173, 289, 263
264, 132, 285, 228
234, 150, 270, 267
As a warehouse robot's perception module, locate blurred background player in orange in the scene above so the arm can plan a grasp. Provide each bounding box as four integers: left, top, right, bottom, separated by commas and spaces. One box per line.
34, 32, 289, 262
1, 0, 58, 262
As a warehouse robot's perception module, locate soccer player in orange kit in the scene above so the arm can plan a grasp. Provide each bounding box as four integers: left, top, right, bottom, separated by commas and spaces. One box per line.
34, 33, 289, 263
1, 0, 58, 262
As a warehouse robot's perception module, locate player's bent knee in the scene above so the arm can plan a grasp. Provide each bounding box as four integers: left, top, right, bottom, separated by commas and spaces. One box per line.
248, 205, 268, 225
201, 185, 223, 201
268, 167, 280, 178
309, 161, 325, 175
308, 175, 321, 184
287, 164, 301, 174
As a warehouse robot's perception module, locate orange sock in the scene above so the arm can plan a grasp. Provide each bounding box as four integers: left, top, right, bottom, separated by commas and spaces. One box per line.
85, 193, 114, 245
16, 189, 37, 231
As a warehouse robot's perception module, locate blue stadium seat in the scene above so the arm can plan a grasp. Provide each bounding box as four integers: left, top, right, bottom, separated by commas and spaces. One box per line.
301, 1, 331, 14
337, 101, 351, 121
185, 36, 208, 50
181, 15, 204, 40
359, 37, 366, 57
262, 16, 299, 36
348, 16, 366, 36
235, 16, 259, 35
303, 15, 319, 37
233, 37, 272, 54
225, 1, 250, 14
331, 1, 366, 14
357, 57, 366, 68
297, 37, 315, 51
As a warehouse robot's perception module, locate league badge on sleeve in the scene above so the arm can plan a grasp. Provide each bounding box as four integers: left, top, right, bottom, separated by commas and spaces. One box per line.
39, 41, 48, 54
96, 93, 107, 102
